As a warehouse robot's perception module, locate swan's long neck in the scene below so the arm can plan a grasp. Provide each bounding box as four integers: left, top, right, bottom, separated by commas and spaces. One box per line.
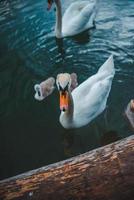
55, 0, 62, 38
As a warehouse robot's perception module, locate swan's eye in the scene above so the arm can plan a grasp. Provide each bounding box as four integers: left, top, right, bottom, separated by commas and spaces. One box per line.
57, 82, 61, 90
59, 84, 63, 91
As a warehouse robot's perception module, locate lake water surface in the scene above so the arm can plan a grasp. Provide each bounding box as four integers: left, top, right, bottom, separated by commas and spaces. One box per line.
0, 0, 134, 180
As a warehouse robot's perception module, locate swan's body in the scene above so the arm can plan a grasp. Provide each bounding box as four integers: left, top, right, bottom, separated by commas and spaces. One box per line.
48, 0, 97, 38
57, 55, 115, 129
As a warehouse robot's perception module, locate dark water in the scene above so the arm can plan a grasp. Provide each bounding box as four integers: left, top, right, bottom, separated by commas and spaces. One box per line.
0, 0, 134, 180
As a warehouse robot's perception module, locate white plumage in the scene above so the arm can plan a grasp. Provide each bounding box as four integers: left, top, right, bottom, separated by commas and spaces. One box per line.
59, 55, 115, 129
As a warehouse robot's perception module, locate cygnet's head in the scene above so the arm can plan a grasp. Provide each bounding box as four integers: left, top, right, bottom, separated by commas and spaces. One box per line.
34, 84, 44, 101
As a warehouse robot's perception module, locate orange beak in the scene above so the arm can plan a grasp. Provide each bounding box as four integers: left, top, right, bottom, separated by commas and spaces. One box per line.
60, 91, 69, 112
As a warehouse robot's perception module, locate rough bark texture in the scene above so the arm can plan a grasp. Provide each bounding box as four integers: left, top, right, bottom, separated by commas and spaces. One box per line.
0, 135, 134, 200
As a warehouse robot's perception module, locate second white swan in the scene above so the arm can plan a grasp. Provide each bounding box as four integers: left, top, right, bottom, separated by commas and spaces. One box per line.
47, 0, 97, 38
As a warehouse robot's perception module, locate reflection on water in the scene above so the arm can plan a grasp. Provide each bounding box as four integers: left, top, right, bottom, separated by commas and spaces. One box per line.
0, 0, 134, 180
72, 30, 91, 44
55, 38, 65, 56
100, 130, 121, 146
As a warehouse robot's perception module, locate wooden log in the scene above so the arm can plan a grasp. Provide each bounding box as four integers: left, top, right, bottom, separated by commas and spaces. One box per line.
0, 135, 134, 200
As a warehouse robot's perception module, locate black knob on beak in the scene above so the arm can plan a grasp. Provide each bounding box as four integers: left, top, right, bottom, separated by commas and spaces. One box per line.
62, 107, 66, 112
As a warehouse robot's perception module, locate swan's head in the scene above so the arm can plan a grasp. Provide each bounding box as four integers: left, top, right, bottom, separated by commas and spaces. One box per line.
47, 0, 54, 11
56, 73, 71, 112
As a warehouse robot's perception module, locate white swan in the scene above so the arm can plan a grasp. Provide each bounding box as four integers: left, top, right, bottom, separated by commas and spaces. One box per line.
56, 55, 115, 129
47, 0, 97, 38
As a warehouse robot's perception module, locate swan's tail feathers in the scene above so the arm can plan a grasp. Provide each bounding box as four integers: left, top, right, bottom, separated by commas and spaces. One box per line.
98, 54, 115, 76
81, 0, 97, 18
